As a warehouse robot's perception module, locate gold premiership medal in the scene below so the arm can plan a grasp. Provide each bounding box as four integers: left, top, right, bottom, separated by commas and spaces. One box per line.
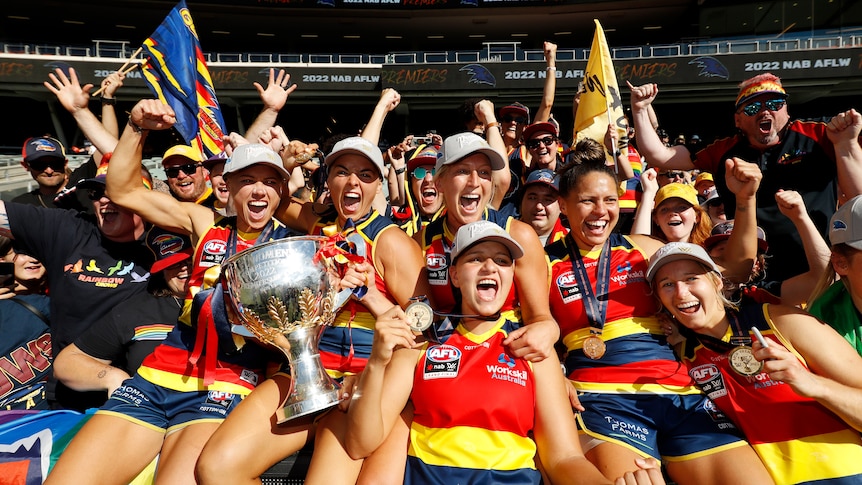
728, 345, 763, 376
406, 300, 434, 333
583, 334, 606, 360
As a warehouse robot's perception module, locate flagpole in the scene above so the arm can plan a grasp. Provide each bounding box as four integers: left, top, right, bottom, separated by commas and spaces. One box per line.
91, 47, 143, 97
607, 106, 618, 174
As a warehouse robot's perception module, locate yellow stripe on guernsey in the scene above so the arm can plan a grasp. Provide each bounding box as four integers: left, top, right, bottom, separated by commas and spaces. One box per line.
136, 367, 254, 396
562, 316, 662, 351
753, 429, 862, 484
409, 421, 537, 471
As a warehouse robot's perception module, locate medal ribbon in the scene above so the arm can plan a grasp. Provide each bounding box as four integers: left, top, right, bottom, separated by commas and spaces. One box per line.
567, 235, 611, 334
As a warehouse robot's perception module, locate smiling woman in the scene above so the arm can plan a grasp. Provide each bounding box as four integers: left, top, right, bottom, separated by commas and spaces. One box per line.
545, 152, 771, 484
647, 241, 862, 485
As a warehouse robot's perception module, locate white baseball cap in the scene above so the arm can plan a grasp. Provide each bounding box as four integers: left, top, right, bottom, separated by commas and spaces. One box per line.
224, 144, 290, 179
646, 242, 721, 284
324, 137, 385, 178
437, 132, 506, 172
830, 195, 862, 250
450, 220, 524, 262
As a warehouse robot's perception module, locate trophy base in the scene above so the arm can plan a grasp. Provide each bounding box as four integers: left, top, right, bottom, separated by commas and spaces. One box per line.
276, 388, 342, 424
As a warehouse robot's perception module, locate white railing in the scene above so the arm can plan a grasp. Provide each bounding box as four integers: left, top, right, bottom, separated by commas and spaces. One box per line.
4, 32, 862, 66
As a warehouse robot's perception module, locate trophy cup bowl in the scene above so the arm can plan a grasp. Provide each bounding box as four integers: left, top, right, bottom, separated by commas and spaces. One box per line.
222, 236, 343, 423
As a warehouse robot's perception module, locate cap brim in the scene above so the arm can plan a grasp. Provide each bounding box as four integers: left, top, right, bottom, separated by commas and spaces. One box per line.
151, 250, 192, 273
324, 148, 385, 177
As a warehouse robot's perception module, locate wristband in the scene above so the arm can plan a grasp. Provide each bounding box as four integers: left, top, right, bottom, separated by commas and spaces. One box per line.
100, 96, 116, 106
127, 118, 147, 134
546, 66, 557, 71
394, 166, 406, 175
486, 121, 500, 129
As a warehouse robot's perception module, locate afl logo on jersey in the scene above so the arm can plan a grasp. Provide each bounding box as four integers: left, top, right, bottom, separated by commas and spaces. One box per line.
427, 344, 461, 363
426, 252, 448, 271
204, 240, 227, 254
556, 270, 582, 303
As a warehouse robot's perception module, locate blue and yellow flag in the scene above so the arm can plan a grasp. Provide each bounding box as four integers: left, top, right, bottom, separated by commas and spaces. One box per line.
141, 0, 225, 158
574, 19, 627, 153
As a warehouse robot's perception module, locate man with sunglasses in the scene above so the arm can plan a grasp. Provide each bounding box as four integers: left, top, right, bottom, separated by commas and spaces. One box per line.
523, 121, 561, 173
12, 136, 91, 212
629, 73, 862, 286
161, 144, 217, 208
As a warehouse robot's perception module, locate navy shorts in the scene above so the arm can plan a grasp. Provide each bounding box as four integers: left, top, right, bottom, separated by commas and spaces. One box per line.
576, 392, 746, 461
98, 374, 245, 434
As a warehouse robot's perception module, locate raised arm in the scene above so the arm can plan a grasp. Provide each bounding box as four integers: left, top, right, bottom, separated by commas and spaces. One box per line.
361, 88, 402, 146
43, 67, 118, 156
97, 70, 126, 139
474, 99, 510, 209
713, 157, 760, 282
627, 81, 695, 170
385, 139, 410, 207
533, 42, 557, 123
827, 109, 862, 201
631, 168, 658, 236
105, 99, 215, 241
244, 68, 295, 143
604, 124, 635, 179
774, 190, 831, 306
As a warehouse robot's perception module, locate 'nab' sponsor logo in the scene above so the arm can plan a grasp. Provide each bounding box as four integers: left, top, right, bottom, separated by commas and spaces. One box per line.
427, 344, 461, 363
556, 270, 581, 302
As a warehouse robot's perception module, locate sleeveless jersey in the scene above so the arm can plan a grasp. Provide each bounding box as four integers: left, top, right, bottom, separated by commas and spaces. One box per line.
421, 208, 518, 315
546, 234, 697, 393
681, 302, 862, 484
407, 317, 540, 485
138, 217, 292, 394
311, 210, 398, 377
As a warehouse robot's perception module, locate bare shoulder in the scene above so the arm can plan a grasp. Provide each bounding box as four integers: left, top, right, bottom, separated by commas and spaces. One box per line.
628, 233, 664, 258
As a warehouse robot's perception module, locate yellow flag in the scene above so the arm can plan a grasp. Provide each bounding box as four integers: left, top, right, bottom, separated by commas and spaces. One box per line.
574, 19, 628, 151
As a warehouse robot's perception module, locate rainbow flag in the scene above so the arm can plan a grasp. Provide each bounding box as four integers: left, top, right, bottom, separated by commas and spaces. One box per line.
141, 0, 225, 158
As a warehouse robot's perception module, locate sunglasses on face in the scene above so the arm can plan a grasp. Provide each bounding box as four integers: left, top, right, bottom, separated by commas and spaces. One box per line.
165, 163, 201, 178
741, 98, 786, 117
659, 171, 686, 179
86, 187, 106, 201
526, 136, 557, 150
28, 159, 65, 172
412, 167, 435, 179
502, 115, 527, 124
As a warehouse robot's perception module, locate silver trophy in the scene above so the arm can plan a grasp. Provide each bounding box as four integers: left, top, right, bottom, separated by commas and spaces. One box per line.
222, 236, 350, 423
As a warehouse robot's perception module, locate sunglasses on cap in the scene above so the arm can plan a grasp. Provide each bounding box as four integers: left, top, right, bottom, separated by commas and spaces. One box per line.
28, 158, 65, 172
526, 136, 557, 150
501, 114, 527, 124
165, 163, 202, 178
86, 187, 106, 201
741, 98, 786, 117
412, 167, 435, 179
659, 171, 686, 180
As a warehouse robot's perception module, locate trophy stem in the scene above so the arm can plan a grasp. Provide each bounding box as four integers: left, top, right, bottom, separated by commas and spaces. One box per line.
275, 326, 342, 424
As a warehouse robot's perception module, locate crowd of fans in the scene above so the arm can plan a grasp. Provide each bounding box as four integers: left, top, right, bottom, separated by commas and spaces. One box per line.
2, 39, 862, 485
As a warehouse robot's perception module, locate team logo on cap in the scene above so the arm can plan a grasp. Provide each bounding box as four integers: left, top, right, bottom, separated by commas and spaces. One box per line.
30, 138, 59, 153
151, 234, 186, 257
833, 220, 848, 231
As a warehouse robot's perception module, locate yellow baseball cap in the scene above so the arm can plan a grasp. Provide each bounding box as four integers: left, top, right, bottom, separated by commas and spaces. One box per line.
654, 183, 698, 208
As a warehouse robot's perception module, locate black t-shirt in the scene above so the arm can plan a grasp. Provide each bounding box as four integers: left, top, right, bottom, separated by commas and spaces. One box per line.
6, 202, 154, 410
75, 292, 179, 377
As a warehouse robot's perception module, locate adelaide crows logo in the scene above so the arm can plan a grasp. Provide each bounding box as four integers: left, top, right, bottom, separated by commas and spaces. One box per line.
688, 56, 729, 79
460, 64, 496, 87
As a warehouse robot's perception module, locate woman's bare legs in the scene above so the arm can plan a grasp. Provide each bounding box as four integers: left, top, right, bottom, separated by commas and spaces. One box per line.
195, 375, 312, 485
44, 414, 164, 485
